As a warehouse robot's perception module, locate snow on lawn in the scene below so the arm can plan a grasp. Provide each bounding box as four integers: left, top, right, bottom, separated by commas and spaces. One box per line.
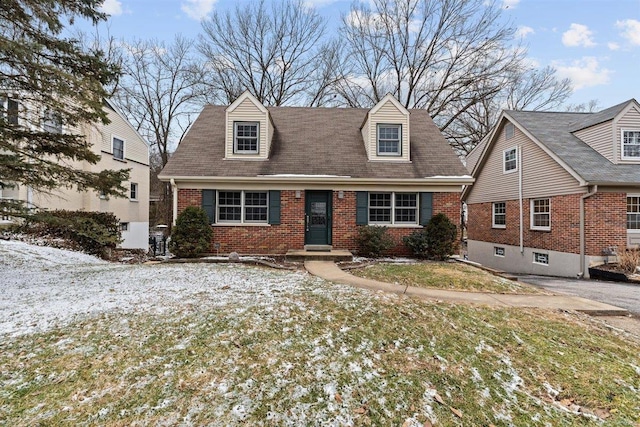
0, 240, 324, 337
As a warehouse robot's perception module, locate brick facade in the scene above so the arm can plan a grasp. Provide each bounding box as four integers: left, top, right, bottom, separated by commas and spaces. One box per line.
467, 192, 627, 256
176, 188, 462, 255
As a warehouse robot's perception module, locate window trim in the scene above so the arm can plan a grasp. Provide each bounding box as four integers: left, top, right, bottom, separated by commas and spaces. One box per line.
621, 129, 640, 160
233, 121, 260, 154
492, 202, 506, 229
530, 198, 551, 231
503, 147, 517, 174
368, 192, 418, 225
216, 190, 269, 224
112, 135, 125, 161
627, 194, 640, 232
130, 183, 138, 201
376, 123, 402, 156
533, 252, 549, 265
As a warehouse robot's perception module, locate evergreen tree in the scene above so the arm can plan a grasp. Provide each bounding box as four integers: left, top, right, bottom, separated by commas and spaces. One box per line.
0, 0, 127, 214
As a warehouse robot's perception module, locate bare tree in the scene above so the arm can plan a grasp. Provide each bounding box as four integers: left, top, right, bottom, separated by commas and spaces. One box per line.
114, 36, 208, 225
335, 0, 572, 153
198, 0, 343, 106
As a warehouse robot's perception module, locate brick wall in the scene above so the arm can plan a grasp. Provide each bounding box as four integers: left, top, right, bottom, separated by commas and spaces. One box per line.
177, 188, 462, 255
467, 192, 627, 256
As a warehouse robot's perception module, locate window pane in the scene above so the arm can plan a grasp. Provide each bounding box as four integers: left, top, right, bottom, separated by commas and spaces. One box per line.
378, 125, 400, 154
235, 123, 258, 153
394, 193, 417, 223
218, 191, 242, 222
623, 131, 640, 158
504, 148, 517, 171
532, 199, 550, 228
493, 202, 506, 226
244, 192, 267, 222
627, 196, 640, 229
369, 193, 391, 222
113, 138, 124, 160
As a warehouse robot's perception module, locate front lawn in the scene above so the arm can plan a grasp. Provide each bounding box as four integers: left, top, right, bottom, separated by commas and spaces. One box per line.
351, 261, 546, 294
1, 241, 638, 426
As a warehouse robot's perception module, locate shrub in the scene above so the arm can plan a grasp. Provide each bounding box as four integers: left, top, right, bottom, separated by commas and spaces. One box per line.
19, 210, 121, 258
403, 213, 458, 260
169, 206, 213, 258
618, 248, 640, 274
356, 225, 395, 257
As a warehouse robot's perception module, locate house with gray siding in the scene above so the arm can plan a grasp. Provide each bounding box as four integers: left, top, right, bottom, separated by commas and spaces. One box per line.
463, 99, 640, 278
159, 91, 472, 255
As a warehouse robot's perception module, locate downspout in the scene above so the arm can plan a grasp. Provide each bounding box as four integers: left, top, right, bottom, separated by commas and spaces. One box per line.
518, 145, 524, 254
579, 185, 598, 278
170, 178, 178, 226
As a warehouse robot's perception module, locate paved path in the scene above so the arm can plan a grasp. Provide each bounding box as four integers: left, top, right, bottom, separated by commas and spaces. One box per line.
304, 261, 628, 316
517, 275, 640, 316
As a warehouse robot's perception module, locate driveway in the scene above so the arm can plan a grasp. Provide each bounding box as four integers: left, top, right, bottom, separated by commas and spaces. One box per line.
517, 275, 640, 316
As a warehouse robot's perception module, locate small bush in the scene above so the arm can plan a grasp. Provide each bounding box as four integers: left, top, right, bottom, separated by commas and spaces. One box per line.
618, 248, 640, 274
356, 225, 395, 257
19, 210, 121, 258
169, 206, 213, 258
403, 213, 458, 260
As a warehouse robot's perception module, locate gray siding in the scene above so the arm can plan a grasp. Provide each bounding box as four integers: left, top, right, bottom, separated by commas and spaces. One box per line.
574, 121, 614, 162
465, 137, 486, 172
466, 120, 579, 204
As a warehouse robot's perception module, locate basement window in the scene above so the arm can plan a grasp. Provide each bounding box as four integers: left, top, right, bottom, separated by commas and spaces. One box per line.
533, 252, 549, 265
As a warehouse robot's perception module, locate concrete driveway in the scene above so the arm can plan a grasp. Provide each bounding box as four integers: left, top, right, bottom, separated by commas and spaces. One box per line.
517, 275, 640, 316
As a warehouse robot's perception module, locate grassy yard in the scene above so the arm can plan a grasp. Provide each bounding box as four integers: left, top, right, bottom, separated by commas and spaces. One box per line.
351, 261, 547, 294
1, 279, 639, 426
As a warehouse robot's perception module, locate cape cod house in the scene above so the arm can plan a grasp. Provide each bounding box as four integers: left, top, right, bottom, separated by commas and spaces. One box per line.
0, 96, 150, 250
463, 99, 640, 278
159, 91, 473, 255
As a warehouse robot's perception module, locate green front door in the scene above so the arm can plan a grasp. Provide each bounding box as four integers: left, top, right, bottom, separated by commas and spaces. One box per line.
305, 191, 332, 245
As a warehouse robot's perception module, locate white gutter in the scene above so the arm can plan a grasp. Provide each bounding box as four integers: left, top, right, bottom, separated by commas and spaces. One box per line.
518, 145, 524, 254
579, 185, 598, 278
158, 175, 475, 186
170, 178, 178, 226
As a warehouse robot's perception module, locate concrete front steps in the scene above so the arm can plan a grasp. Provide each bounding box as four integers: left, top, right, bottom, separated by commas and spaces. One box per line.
285, 249, 353, 262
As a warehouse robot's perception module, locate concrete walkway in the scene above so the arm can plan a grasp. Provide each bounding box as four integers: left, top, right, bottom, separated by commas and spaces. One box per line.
304, 261, 628, 316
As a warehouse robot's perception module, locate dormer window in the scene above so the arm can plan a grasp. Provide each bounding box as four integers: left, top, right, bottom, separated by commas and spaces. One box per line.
234, 122, 259, 154
622, 130, 640, 159
377, 124, 401, 156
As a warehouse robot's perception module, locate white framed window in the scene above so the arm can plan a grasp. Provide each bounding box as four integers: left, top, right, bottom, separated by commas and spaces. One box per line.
621, 130, 640, 159
505, 123, 515, 140
120, 222, 129, 231
531, 198, 550, 230
627, 195, 640, 231
368, 192, 417, 225
42, 109, 62, 133
130, 183, 138, 201
533, 252, 549, 265
217, 191, 268, 223
503, 147, 517, 173
1, 96, 19, 125
234, 122, 259, 154
494, 247, 505, 257
377, 124, 401, 156
112, 136, 125, 160
492, 202, 506, 228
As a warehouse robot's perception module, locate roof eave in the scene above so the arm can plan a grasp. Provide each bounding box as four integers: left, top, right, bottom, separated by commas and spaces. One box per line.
158, 175, 475, 186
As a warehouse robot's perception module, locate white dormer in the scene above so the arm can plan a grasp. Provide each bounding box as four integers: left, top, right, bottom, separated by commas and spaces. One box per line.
361, 94, 410, 162
225, 91, 273, 160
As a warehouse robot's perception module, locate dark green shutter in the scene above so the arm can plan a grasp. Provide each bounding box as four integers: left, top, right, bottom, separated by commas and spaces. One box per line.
202, 190, 215, 224
268, 190, 281, 224
356, 191, 368, 225
420, 192, 433, 226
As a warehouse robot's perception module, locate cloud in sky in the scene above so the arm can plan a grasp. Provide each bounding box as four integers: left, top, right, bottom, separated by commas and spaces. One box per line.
553, 57, 611, 90
607, 42, 620, 51
562, 23, 595, 47
99, 0, 123, 16
182, 0, 218, 21
516, 26, 534, 38
616, 19, 640, 45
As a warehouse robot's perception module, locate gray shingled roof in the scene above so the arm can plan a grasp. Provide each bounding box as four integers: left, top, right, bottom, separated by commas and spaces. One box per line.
569, 99, 633, 132
506, 101, 640, 185
160, 105, 469, 180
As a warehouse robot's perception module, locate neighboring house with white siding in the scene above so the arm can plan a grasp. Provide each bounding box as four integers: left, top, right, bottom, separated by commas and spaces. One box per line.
463, 99, 640, 278
159, 91, 472, 255
1, 98, 150, 250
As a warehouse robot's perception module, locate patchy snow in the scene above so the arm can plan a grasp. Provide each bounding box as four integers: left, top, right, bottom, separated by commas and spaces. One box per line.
0, 240, 322, 337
